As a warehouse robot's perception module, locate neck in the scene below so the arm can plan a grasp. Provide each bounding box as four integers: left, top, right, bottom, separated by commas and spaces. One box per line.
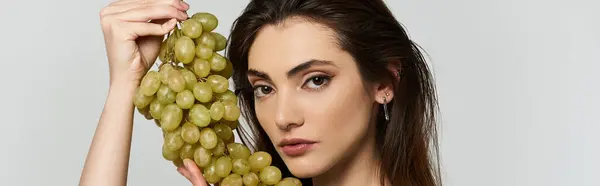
312, 124, 385, 186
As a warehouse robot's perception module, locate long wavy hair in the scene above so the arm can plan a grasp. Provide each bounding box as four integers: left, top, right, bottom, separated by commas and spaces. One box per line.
225, 0, 441, 185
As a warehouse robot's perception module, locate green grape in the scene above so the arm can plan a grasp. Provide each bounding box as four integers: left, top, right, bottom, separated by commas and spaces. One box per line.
154, 119, 161, 128
221, 173, 243, 186
232, 158, 251, 175
212, 32, 227, 51
259, 166, 282, 185
179, 143, 195, 160
160, 33, 178, 63
140, 71, 161, 96
209, 118, 219, 125
164, 128, 184, 151
191, 58, 211, 78
281, 177, 302, 186
217, 59, 234, 79
223, 101, 241, 121
189, 103, 210, 125
133, 88, 153, 108
209, 52, 227, 72
227, 143, 251, 160
174, 36, 196, 64
227, 120, 239, 130
257, 183, 267, 186
158, 40, 168, 63
196, 45, 213, 60
175, 89, 195, 109
195, 32, 216, 50
211, 139, 226, 157
207, 75, 229, 93
156, 84, 176, 104
181, 122, 200, 144
214, 123, 233, 141
248, 151, 272, 172
208, 155, 218, 166
162, 144, 180, 161
173, 158, 184, 168
275, 179, 297, 186
180, 69, 197, 90
188, 104, 211, 127
193, 146, 212, 167
192, 82, 213, 103
159, 65, 174, 84
167, 69, 186, 92
203, 162, 222, 184
243, 172, 260, 186
224, 133, 236, 144
210, 101, 225, 121
160, 104, 183, 131
181, 18, 203, 39
192, 12, 218, 32
149, 99, 165, 119
216, 90, 237, 104
215, 156, 233, 177
137, 106, 153, 120
166, 29, 179, 48
199, 128, 218, 149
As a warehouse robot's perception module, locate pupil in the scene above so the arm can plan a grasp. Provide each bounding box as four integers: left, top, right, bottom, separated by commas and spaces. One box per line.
261, 87, 271, 93
313, 77, 323, 85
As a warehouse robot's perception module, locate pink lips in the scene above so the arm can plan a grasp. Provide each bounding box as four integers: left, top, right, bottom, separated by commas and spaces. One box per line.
278, 138, 317, 156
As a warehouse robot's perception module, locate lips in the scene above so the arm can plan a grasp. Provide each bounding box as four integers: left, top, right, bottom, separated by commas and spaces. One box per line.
278, 138, 317, 156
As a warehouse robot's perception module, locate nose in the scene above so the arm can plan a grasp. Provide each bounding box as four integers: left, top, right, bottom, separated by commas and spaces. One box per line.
274, 89, 304, 131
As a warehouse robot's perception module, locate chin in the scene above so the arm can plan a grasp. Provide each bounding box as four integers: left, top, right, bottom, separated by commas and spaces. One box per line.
281, 154, 332, 178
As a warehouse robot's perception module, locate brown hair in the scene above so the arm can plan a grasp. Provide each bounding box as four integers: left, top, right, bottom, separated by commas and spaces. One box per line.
226, 0, 441, 185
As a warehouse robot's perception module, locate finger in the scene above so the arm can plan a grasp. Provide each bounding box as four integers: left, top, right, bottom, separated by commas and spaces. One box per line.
111, 0, 189, 11
108, 0, 137, 6
177, 167, 192, 181
104, 0, 189, 16
126, 18, 177, 37
111, 0, 188, 9
183, 159, 207, 186
115, 4, 188, 22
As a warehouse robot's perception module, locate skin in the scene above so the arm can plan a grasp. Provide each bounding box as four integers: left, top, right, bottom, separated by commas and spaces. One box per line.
247, 18, 393, 186
80, 0, 201, 185
80, 0, 393, 185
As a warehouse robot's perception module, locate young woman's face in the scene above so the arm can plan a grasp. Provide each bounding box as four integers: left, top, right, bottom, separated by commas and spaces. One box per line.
247, 18, 381, 178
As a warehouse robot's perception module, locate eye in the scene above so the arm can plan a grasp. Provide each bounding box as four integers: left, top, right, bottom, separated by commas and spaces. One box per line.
253, 85, 274, 98
303, 75, 331, 90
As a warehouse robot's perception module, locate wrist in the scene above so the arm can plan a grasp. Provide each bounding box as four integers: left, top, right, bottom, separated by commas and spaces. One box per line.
108, 80, 138, 99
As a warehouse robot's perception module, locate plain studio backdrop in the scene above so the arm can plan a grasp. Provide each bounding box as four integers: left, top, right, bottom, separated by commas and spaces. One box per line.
0, 0, 598, 185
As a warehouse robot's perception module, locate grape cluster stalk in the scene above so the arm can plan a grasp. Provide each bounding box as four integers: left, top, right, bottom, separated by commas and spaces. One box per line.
132, 7, 302, 186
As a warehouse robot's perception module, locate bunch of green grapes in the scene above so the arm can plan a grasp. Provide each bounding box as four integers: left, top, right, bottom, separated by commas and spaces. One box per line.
132, 9, 301, 186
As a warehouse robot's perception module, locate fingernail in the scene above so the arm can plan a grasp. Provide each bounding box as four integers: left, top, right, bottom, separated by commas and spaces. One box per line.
166, 18, 177, 27
181, 1, 189, 9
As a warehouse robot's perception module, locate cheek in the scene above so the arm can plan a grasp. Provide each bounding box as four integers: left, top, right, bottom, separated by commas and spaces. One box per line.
302, 80, 373, 138
254, 100, 279, 136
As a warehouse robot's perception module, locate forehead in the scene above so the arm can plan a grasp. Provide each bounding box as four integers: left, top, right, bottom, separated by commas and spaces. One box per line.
247, 19, 347, 73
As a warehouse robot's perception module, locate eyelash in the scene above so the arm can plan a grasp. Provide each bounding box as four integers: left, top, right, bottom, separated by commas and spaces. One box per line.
252, 74, 332, 99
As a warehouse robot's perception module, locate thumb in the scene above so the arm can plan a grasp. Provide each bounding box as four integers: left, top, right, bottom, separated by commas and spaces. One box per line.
183, 159, 208, 186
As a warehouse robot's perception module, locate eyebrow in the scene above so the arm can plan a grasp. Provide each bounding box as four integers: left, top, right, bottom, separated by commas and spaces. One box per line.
247, 59, 337, 81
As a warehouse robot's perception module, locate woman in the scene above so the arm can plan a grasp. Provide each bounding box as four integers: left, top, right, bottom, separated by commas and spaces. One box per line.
80, 0, 441, 186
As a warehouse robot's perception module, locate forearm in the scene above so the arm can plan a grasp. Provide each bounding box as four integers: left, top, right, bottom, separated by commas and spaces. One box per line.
80, 82, 138, 186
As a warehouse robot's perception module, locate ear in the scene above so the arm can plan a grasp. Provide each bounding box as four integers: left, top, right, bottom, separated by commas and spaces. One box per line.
374, 83, 393, 104
374, 61, 401, 104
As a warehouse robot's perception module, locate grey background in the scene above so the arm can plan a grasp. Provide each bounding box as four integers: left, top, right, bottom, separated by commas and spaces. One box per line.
0, 0, 598, 185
